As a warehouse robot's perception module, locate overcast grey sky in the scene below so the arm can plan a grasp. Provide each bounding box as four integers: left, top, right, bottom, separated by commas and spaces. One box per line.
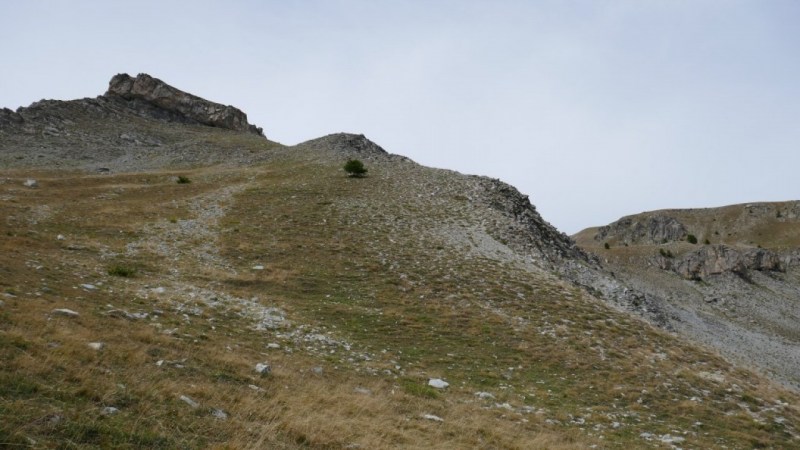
2, 1, 798, 233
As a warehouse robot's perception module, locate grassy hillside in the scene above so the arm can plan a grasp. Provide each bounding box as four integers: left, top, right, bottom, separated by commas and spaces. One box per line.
2, 135, 799, 448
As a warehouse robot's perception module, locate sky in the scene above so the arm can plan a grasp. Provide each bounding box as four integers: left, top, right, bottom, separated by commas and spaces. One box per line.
1, 1, 799, 234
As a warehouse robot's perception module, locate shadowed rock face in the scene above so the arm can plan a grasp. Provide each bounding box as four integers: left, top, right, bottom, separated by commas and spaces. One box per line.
595, 215, 687, 245
0, 107, 24, 127
659, 244, 784, 280
105, 73, 264, 136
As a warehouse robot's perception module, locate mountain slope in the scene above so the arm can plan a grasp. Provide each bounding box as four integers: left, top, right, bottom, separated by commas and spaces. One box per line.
575, 204, 800, 391
1, 74, 799, 448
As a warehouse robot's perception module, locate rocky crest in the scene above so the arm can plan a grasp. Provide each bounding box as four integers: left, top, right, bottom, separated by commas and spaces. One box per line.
478, 178, 590, 264
595, 215, 687, 244
297, 133, 390, 158
105, 73, 264, 136
659, 244, 785, 280
0, 107, 24, 127
476, 178, 670, 325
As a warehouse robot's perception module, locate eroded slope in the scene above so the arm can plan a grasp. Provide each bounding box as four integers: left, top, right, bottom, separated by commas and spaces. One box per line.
575, 205, 800, 390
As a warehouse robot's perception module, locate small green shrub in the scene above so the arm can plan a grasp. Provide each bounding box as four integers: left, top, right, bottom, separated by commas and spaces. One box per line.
400, 380, 439, 399
108, 265, 136, 277
704, 238, 710, 245
177, 176, 191, 184
686, 234, 698, 244
659, 248, 674, 258
604, 242, 610, 250
343, 159, 367, 178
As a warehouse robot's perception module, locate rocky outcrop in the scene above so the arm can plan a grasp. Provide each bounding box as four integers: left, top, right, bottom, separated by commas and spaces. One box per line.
659, 244, 784, 280
302, 133, 388, 156
0, 107, 24, 127
595, 215, 687, 245
775, 201, 800, 220
478, 177, 590, 264
476, 177, 670, 326
105, 73, 264, 136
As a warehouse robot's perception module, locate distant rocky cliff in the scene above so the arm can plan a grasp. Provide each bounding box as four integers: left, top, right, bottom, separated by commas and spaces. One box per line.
659, 244, 784, 280
595, 215, 687, 245
105, 73, 264, 136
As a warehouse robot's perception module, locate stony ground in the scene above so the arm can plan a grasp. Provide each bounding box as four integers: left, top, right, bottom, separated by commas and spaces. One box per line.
1, 142, 799, 448
2, 90, 800, 448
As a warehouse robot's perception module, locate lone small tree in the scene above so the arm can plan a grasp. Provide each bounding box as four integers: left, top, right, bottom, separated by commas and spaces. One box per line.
344, 159, 367, 178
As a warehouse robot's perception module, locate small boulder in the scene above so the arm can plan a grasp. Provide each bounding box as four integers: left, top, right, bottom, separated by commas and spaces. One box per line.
179, 395, 199, 408
211, 408, 228, 420
23, 179, 38, 188
100, 406, 120, 416
107, 309, 148, 320
428, 378, 449, 389
422, 414, 444, 422
255, 363, 271, 375
87, 342, 105, 351
51, 308, 80, 318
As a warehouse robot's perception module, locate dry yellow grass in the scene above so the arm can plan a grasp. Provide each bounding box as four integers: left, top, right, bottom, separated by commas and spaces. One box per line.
1, 155, 799, 449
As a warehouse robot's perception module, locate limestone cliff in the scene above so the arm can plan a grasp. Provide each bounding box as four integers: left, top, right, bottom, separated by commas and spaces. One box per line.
658, 244, 784, 280
105, 73, 264, 136
595, 215, 687, 245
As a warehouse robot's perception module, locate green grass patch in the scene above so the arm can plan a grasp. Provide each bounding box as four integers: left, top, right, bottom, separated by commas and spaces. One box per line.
108, 265, 136, 277
400, 379, 440, 399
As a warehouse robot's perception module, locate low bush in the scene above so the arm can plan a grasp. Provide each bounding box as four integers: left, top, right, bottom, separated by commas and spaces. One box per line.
343, 159, 367, 178
108, 265, 136, 277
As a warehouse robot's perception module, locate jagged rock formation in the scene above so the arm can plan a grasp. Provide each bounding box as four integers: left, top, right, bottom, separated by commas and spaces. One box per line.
659, 244, 784, 280
0, 107, 24, 126
105, 73, 264, 136
0, 76, 276, 172
477, 177, 589, 263
595, 215, 687, 245
471, 178, 670, 325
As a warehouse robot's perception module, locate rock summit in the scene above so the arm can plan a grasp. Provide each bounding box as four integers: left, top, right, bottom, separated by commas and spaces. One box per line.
105, 73, 264, 136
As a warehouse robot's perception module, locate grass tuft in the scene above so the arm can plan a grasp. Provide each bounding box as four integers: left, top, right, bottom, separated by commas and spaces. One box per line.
108, 265, 136, 277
